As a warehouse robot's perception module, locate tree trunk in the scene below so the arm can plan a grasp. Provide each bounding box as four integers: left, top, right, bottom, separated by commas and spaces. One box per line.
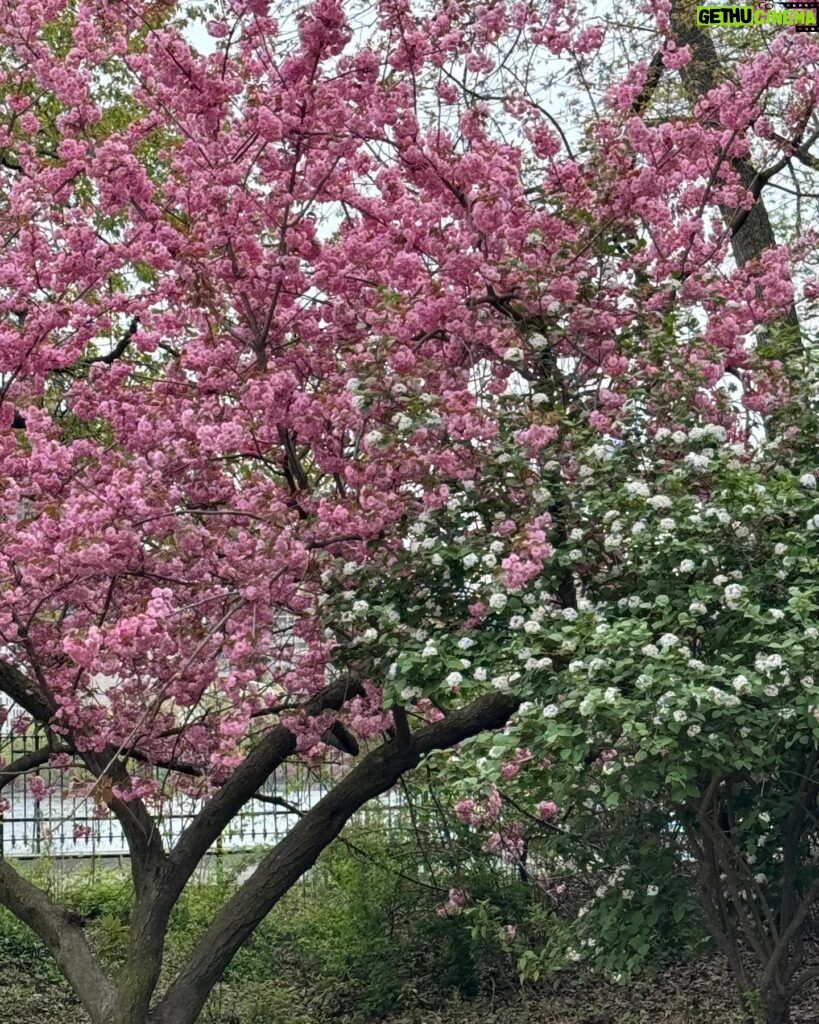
761, 991, 790, 1024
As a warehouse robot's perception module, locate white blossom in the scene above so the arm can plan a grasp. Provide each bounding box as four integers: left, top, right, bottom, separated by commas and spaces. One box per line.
732, 675, 751, 694
625, 481, 650, 498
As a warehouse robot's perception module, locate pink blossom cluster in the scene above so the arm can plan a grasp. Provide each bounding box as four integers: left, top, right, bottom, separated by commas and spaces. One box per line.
0, 0, 812, 826
454, 785, 502, 826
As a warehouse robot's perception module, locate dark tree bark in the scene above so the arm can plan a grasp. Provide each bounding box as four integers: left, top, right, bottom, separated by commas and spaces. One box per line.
0, 859, 117, 1023
150, 690, 518, 1024
669, 0, 801, 343
685, 772, 819, 1024
669, 3, 780, 261
0, 653, 520, 1024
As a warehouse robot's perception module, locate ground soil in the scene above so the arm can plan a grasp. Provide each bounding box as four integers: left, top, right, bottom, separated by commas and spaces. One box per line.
2, 955, 819, 1024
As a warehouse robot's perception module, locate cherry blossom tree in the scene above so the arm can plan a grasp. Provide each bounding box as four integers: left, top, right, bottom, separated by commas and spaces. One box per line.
0, 0, 818, 1022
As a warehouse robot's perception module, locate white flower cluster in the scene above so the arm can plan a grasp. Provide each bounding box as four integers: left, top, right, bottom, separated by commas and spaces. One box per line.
754, 652, 783, 675
625, 481, 650, 498
684, 451, 711, 470
706, 686, 741, 708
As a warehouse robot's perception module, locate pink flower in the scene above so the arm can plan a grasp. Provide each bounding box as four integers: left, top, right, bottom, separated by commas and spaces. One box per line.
537, 800, 559, 820
454, 798, 476, 824
448, 887, 468, 907
437, 889, 468, 918
28, 776, 49, 801
662, 42, 691, 70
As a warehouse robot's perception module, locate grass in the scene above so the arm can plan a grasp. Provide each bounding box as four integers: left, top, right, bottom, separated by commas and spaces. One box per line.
1, 839, 818, 1024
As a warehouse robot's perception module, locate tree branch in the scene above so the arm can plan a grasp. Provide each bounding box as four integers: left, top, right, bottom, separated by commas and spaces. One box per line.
0, 745, 63, 793
165, 677, 363, 894
91, 316, 139, 366
669, 0, 800, 336
154, 690, 520, 1024
0, 858, 116, 1024
0, 658, 56, 725
631, 50, 665, 115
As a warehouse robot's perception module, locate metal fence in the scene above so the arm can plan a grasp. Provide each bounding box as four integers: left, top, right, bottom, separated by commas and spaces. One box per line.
0, 700, 404, 858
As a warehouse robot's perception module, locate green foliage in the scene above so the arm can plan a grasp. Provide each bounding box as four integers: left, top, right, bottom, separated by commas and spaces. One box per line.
0, 832, 550, 1023
0, 900, 49, 964
226, 828, 532, 1019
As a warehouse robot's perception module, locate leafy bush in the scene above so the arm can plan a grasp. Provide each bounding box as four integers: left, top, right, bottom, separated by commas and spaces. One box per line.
5, 824, 687, 1023
223, 826, 532, 1019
